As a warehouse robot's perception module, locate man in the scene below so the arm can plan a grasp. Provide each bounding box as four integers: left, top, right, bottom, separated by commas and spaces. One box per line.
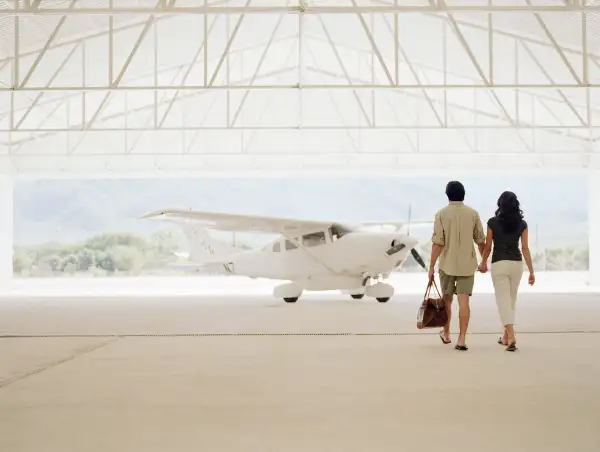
428, 181, 486, 351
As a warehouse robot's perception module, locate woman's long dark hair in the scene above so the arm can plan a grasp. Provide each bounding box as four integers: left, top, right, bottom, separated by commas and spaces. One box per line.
495, 191, 524, 233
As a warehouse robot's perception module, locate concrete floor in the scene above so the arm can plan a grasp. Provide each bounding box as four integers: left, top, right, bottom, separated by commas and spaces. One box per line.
1, 294, 600, 452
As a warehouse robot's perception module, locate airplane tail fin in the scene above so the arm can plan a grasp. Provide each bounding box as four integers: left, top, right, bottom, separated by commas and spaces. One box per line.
178, 223, 246, 262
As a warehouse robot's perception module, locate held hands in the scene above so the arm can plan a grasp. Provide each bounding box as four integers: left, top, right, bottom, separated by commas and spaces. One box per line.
477, 261, 488, 273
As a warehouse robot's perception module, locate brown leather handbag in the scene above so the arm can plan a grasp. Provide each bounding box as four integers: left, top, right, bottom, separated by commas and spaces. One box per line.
416, 278, 448, 329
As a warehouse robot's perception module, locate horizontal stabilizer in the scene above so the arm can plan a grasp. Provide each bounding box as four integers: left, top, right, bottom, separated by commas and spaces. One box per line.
168, 261, 234, 275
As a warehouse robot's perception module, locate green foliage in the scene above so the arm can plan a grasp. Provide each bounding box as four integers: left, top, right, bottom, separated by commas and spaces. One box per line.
13, 229, 183, 277
84, 233, 147, 251
13, 249, 33, 274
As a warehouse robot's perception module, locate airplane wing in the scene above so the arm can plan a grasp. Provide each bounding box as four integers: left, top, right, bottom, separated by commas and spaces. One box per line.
141, 209, 339, 236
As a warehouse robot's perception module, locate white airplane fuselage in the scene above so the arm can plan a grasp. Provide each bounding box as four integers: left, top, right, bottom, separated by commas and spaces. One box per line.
217, 231, 417, 290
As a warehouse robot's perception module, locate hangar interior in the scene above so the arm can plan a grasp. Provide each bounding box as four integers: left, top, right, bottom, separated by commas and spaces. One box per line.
1, 1, 600, 451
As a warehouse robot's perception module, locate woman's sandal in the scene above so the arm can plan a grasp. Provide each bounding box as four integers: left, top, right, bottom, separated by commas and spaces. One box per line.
498, 336, 507, 346
455, 344, 468, 351
439, 331, 451, 344
505, 343, 517, 352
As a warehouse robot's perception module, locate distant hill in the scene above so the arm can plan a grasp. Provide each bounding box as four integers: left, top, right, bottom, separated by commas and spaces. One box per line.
13, 175, 588, 249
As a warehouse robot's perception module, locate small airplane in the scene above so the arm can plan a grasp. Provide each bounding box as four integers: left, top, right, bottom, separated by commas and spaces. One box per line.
141, 209, 433, 303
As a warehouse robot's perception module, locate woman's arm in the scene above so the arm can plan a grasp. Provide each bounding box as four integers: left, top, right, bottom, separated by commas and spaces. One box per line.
480, 226, 493, 264
521, 227, 534, 274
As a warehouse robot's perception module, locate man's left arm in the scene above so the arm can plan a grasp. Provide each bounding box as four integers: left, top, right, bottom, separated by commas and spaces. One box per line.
473, 213, 486, 267
429, 212, 445, 279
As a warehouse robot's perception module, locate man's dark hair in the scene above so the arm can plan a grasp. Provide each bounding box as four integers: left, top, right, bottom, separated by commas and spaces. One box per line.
445, 181, 465, 202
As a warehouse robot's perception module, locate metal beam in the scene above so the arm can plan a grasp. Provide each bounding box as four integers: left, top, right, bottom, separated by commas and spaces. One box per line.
14, 43, 81, 129
348, 0, 394, 85
524, 0, 582, 85
18, 0, 77, 88
1, 4, 598, 14
5, 125, 597, 132
230, 11, 287, 127
4, 33, 598, 122
4, 84, 600, 92
315, 14, 373, 127
208, 0, 252, 87
520, 41, 587, 127
111, 2, 159, 87
3, 4, 599, 70
158, 15, 219, 127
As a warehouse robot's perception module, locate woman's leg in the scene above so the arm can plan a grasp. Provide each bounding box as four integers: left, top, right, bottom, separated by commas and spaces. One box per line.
491, 261, 512, 343
505, 261, 524, 346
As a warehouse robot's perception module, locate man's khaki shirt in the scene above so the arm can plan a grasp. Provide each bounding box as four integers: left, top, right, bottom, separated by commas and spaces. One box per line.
431, 201, 485, 277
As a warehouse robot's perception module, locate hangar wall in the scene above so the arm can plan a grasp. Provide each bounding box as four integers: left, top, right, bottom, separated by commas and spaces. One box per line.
589, 171, 600, 287
0, 172, 13, 289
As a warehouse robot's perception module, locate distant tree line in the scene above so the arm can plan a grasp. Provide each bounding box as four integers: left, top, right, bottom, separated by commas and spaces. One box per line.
13, 230, 184, 277
13, 230, 590, 277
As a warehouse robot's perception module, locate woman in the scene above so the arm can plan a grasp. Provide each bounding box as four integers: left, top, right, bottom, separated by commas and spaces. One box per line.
478, 191, 535, 352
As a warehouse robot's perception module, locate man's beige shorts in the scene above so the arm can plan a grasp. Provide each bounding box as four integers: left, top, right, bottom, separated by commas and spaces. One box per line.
439, 270, 475, 296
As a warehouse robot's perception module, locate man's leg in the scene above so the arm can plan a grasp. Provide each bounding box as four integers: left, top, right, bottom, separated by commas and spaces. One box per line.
439, 270, 455, 342
455, 275, 475, 347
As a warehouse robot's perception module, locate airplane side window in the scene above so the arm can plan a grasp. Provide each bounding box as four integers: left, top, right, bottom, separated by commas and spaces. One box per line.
302, 231, 326, 247
285, 240, 297, 250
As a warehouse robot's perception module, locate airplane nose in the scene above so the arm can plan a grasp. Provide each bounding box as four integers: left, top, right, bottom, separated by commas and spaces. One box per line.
386, 236, 417, 256
404, 236, 418, 249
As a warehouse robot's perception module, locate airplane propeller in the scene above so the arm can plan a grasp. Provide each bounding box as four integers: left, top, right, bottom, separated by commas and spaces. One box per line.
406, 203, 429, 271
410, 247, 427, 270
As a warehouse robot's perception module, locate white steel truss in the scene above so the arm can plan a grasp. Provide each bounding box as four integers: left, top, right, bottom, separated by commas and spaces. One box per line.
0, 0, 599, 172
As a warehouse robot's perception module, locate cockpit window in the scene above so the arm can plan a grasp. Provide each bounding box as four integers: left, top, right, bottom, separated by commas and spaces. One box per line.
302, 231, 326, 247
330, 224, 353, 240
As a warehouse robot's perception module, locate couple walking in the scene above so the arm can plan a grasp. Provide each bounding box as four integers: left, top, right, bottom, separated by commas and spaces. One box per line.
428, 181, 535, 352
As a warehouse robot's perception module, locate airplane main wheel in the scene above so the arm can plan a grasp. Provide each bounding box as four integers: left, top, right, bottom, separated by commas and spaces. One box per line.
351, 294, 364, 299
283, 297, 298, 303
376, 297, 390, 303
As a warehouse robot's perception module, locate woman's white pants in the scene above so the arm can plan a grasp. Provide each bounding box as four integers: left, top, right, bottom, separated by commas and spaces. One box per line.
491, 260, 524, 326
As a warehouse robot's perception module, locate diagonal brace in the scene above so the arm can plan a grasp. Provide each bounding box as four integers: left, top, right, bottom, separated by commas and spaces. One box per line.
525, 0, 582, 85
158, 15, 219, 127
19, 0, 77, 88
231, 12, 287, 127
112, 2, 161, 87
208, 0, 252, 87
316, 14, 372, 127
349, 0, 394, 86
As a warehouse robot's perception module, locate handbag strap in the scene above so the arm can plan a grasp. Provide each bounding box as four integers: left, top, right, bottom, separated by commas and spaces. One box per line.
424, 277, 442, 300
